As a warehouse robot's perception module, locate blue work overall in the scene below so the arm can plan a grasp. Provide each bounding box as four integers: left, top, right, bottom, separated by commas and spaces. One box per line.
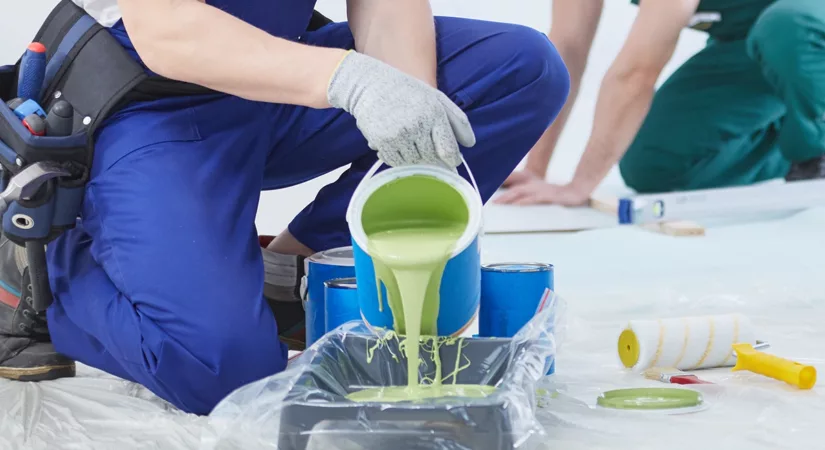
44, 1, 570, 414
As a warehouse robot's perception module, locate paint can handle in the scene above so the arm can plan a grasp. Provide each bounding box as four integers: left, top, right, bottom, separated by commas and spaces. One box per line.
358, 155, 481, 197
347, 156, 485, 242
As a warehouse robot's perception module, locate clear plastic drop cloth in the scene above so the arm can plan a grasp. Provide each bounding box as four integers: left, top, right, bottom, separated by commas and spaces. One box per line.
2, 207, 825, 450
201, 292, 567, 450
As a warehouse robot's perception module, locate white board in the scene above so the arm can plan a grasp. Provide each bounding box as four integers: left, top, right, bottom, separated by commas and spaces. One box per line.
482, 203, 618, 233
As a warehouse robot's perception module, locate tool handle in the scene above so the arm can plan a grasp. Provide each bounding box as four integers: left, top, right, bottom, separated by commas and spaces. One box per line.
670, 375, 713, 385
26, 242, 54, 313
18, 43, 47, 101
731, 343, 817, 390
45, 101, 74, 136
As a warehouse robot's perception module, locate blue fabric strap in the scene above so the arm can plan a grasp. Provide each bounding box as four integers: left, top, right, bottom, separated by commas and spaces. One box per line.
41, 15, 96, 94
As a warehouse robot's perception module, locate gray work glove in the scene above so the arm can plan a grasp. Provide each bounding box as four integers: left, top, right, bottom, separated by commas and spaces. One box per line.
327, 51, 476, 168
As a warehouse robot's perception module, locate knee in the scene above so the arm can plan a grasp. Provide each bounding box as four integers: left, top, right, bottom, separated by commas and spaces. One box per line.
619, 137, 684, 194
747, 2, 821, 67
152, 305, 289, 415
187, 321, 289, 414
489, 24, 571, 119
170, 327, 288, 414
618, 155, 653, 194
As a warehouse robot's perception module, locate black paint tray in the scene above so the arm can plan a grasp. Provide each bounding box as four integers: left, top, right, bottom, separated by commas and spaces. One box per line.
274, 327, 553, 450
206, 297, 564, 450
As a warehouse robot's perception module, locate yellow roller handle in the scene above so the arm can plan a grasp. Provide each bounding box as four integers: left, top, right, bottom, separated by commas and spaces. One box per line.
731, 343, 817, 390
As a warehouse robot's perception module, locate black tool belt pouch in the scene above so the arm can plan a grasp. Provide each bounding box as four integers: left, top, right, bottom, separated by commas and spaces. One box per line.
0, 2, 333, 311
0, 1, 149, 247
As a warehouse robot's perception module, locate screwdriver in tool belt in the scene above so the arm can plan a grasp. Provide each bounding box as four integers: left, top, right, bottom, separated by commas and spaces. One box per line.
18, 42, 47, 101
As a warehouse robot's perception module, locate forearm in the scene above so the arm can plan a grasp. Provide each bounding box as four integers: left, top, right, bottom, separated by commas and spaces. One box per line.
524, 0, 603, 177
571, 69, 656, 192
347, 0, 437, 86
524, 43, 587, 176
120, 0, 346, 108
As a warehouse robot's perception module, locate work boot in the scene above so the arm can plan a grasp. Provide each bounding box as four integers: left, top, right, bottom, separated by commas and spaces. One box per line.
0, 236, 75, 381
259, 236, 307, 351
785, 156, 825, 182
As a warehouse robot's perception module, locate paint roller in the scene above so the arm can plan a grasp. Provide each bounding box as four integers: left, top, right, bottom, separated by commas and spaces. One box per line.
617, 314, 816, 389
618, 313, 757, 372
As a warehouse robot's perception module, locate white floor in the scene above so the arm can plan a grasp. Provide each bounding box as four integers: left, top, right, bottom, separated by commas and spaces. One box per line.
3, 2, 824, 450
3, 206, 823, 449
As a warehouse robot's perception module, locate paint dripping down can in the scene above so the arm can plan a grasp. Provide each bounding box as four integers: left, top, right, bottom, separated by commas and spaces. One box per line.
302, 247, 356, 346
480, 262, 555, 374
324, 277, 361, 332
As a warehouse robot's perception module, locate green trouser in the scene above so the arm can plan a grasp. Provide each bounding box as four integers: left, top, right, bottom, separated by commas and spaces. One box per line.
620, 0, 825, 193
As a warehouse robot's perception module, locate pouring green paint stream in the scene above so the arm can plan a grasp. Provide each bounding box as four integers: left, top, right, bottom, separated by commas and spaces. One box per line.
346, 173, 495, 402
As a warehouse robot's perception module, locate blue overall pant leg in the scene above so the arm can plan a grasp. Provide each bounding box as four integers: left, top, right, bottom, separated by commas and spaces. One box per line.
45, 17, 569, 415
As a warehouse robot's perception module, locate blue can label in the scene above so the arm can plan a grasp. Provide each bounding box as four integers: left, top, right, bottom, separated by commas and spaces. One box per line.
479, 262, 554, 338
353, 237, 480, 337
324, 277, 361, 333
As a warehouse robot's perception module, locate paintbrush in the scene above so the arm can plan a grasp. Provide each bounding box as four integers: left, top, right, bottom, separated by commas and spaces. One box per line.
643, 367, 714, 385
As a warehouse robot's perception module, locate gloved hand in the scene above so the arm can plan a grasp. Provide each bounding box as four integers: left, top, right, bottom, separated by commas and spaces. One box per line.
327, 51, 476, 168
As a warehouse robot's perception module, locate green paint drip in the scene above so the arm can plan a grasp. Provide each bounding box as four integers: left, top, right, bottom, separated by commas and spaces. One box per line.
348, 174, 494, 402
366, 330, 400, 364
444, 338, 471, 385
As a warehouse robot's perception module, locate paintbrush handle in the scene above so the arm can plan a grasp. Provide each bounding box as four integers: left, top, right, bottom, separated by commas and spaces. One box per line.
670, 375, 713, 385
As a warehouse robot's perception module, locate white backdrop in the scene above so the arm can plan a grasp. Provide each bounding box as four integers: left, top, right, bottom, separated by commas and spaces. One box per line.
2, 1, 708, 234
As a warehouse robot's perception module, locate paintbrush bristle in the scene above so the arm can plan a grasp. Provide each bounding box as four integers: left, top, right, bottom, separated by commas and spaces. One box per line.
643, 366, 684, 382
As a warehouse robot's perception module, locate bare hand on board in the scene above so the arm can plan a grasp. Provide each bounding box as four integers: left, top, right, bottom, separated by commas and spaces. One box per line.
494, 179, 590, 206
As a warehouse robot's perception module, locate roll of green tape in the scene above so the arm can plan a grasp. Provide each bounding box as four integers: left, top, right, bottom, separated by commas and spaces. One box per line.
597, 388, 702, 410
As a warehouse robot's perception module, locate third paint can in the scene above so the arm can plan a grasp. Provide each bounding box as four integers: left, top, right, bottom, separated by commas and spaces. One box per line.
479, 263, 556, 374
479, 263, 554, 337
324, 277, 361, 332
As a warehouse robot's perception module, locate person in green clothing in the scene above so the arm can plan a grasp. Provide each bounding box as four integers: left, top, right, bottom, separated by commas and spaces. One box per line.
496, 0, 825, 205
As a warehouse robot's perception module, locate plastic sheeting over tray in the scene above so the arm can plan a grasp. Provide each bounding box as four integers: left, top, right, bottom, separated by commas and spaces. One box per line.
202, 293, 567, 450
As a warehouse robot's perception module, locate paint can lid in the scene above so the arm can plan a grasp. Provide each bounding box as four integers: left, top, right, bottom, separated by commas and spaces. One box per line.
481, 262, 553, 273
307, 246, 355, 268
596, 388, 703, 410
325, 277, 357, 289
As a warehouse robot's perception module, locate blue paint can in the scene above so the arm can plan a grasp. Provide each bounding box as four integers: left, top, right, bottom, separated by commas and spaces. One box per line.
324, 277, 361, 332
302, 247, 356, 346
346, 161, 482, 337
479, 263, 555, 373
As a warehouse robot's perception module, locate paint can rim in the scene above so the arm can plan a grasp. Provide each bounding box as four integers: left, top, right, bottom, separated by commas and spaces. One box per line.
481, 262, 553, 273
325, 277, 358, 289
346, 164, 483, 258
306, 246, 355, 271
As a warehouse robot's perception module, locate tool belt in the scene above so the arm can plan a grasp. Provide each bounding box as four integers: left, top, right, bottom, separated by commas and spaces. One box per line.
0, 0, 332, 312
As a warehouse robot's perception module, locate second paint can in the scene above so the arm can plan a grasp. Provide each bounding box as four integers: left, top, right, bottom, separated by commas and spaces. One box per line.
303, 247, 356, 346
